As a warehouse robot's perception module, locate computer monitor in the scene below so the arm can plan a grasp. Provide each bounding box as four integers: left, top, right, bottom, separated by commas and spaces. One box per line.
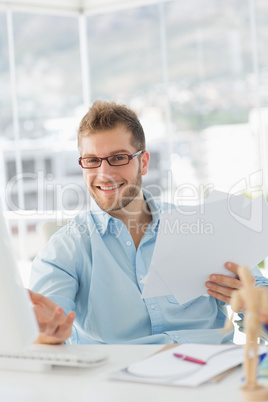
0, 207, 39, 353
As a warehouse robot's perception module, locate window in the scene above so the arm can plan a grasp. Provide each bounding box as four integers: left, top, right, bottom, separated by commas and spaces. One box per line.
0, 12, 12, 142
0, 1, 267, 265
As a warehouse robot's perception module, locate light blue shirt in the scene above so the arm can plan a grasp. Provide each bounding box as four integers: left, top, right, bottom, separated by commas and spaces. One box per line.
30, 191, 268, 344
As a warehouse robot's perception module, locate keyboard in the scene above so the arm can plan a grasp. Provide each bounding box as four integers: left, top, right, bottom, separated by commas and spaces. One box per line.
0, 348, 108, 371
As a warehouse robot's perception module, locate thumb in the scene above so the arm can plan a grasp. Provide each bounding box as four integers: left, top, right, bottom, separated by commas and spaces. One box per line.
27, 289, 40, 303
27, 288, 33, 299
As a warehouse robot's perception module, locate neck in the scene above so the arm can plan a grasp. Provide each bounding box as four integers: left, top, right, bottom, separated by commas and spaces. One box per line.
109, 191, 152, 248
109, 190, 151, 227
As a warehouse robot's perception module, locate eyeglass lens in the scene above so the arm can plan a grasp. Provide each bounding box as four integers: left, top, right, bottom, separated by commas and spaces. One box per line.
82, 154, 129, 168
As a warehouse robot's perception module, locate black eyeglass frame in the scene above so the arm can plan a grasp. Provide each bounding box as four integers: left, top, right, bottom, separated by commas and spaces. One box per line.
78, 150, 143, 169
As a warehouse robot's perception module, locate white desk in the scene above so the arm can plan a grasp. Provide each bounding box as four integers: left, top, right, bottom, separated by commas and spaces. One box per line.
0, 344, 265, 402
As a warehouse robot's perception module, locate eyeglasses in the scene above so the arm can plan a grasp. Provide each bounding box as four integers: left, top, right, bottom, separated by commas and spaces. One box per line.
78, 150, 143, 169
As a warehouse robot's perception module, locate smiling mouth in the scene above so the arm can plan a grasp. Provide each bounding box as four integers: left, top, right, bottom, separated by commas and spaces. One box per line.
96, 183, 123, 191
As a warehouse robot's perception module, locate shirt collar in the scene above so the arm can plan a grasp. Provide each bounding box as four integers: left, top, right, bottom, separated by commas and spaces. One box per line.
90, 189, 162, 237
90, 198, 112, 236
143, 188, 161, 232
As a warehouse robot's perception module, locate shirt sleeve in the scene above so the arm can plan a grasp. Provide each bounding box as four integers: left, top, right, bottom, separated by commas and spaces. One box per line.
251, 265, 268, 287
30, 228, 80, 314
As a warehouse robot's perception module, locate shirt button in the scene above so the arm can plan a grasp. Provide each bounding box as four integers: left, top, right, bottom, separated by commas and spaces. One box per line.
151, 305, 156, 310
139, 274, 144, 280
126, 241, 131, 246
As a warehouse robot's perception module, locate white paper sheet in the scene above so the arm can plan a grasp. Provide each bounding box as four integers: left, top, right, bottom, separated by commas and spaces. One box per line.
109, 344, 268, 387
127, 344, 237, 379
142, 191, 268, 304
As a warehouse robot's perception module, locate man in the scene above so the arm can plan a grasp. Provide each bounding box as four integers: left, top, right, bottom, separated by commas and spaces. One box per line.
30, 100, 268, 345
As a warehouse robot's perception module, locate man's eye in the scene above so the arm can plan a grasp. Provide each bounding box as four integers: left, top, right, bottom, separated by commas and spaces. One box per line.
114, 155, 124, 161
86, 158, 98, 163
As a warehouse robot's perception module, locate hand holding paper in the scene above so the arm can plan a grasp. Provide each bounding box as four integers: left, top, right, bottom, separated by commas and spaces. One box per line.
142, 191, 268, 304
205, 261, 255, 305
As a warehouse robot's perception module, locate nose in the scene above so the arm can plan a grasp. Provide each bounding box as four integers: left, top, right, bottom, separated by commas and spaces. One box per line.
96, 159, 116, 181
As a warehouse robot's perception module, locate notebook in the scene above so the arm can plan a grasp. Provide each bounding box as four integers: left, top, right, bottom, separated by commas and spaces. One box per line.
109, 343, 268, 387
0, 205, 108, 370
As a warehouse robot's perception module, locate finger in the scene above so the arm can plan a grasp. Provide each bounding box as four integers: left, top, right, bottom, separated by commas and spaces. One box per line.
44, 307, 66, 336
61, 311, 76, 328
28, 289, 42, 303
34, 333, 65, 345
224, 262, 239, 276
67, 311, 76, 322
28, 290, 52, 306
208, 274, 242, 290
205, 281, 235, 298
55, 312, 76, 339
29, 291, 58, 313
206, 288, 232, 304
50, 310, 75, 333
225, 263, 255, 284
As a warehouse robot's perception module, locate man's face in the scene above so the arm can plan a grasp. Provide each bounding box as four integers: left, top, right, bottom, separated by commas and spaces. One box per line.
80, 126, 149, 213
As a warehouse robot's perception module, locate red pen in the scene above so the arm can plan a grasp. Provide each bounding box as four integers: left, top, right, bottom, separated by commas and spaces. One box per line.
173, 353, 206, 365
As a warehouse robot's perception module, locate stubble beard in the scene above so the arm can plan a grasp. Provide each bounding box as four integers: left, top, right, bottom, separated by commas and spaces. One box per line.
89, 166, 142, 213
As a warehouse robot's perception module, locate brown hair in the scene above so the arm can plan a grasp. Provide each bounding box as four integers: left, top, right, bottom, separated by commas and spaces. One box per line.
77, 100, 145, 152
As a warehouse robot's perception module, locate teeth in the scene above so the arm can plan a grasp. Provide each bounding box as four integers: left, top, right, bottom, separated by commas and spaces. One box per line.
99, 184, 121, 191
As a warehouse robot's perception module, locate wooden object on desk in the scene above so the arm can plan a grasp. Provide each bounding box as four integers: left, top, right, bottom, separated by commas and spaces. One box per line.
228, 266, 268, 401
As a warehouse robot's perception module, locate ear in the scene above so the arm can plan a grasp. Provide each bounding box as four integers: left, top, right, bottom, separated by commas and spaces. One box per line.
141, 151, 150, 176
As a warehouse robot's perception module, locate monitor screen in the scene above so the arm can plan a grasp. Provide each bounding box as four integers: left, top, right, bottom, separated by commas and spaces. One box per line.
0, 207, 39, 353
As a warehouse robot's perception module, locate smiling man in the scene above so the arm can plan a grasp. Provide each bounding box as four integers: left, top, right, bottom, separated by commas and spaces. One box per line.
79, 130, 145, 213
30, 100, 268, 345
